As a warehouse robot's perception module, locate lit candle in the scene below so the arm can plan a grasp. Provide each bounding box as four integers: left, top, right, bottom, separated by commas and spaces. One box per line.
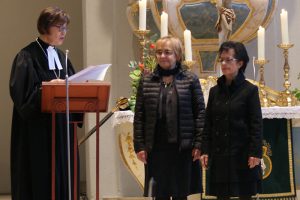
139, 0, 147, 30
184, 29, 192, 61
160, 11, 168, 37
257, 26, 265, 60
280, 9, 289, 44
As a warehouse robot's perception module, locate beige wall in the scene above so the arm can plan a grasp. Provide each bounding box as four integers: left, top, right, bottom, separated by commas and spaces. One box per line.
82, 0, 141, 198
0, 0, 83, 194
245, 1, 300, 91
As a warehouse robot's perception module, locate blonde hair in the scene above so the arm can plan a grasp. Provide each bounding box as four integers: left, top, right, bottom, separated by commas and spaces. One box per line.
155, 36, 183, 62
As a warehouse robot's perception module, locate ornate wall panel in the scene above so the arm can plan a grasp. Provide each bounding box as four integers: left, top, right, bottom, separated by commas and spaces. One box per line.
127, 0, 277, 77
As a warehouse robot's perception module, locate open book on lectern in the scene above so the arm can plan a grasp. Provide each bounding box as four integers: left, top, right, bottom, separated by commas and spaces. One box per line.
68, 63, 111, 82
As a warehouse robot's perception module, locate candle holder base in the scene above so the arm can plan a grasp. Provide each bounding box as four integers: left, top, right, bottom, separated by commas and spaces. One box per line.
134, 29, 150, 36
259, 89, 270, 107
276, 91, 297, 107
277, 43, 294, 49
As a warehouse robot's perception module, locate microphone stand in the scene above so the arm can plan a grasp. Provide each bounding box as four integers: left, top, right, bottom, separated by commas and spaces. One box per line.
65, 50, 72, 200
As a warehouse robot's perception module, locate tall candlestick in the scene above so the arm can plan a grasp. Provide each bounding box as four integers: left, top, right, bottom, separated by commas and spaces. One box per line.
277, 43, 296, 106
139, 0, 147, 30
257, 26, 265, 60
184, 29, 192, 61
160, 11, 168, 37
280, 9, 289, 44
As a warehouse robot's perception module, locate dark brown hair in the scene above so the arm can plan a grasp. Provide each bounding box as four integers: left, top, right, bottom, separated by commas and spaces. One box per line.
219, 41, 249, 73
37, 6, 70, 34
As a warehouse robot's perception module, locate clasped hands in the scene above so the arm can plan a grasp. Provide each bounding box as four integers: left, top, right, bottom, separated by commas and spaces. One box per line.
50, 78, 65, 83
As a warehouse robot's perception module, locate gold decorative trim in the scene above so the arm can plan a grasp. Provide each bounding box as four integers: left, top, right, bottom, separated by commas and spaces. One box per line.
149, 0, 163, 34
193, 47, 219, 74
126, 2, 139, 37
200, 77, 298, 106
262, 0, 277, 26
128, 0, 277, 49
246, 0, 278, 42
287, 119, 296, 196
118, 129, 144, 189
176, 0, 219, 45
230, 0, 254, 42
262, 146, 272, 179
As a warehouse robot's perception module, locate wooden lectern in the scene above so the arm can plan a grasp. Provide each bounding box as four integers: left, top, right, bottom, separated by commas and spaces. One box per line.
42, 82, 110, 200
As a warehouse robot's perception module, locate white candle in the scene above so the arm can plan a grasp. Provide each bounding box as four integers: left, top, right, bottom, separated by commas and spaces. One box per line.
160, 11, 168, 37
139, 0, 147, 30
257, 26, 265, 60
184, 29, 192, 61
280, 9, 289, 44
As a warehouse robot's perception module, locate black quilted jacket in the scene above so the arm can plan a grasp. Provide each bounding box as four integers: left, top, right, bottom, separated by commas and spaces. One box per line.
133, 65, 205, 153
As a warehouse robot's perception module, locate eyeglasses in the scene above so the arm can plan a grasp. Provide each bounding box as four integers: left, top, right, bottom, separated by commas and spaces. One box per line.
155, 50, 174, 56
218, 58, 238, 64
54, 25, 68, 32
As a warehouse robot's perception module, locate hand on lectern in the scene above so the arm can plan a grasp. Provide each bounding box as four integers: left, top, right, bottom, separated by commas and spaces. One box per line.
50, 79, 65, 83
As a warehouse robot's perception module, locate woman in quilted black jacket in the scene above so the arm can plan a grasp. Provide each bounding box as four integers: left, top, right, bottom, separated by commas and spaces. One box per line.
134, 36, 205, 200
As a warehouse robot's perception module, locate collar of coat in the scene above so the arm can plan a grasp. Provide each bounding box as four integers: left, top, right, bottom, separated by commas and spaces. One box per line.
151, 62, 186, 80
217, 71, 246, 89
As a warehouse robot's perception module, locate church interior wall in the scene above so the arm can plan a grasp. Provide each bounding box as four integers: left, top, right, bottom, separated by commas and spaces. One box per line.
245, 1, 300, 92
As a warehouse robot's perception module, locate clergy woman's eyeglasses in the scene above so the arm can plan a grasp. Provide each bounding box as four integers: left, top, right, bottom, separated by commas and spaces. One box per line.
54, 25, 68, 32
217, 58, 238, 65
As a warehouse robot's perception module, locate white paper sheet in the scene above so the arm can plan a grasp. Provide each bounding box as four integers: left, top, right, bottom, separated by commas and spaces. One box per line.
69, 64, 111, 82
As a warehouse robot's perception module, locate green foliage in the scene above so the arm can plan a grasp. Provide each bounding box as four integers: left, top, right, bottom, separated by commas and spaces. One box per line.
128, 34, 159, 111
292, 73, 300, 101
292, 88, 300, 101
128, 61, 141, 109
144, 55, 157, 72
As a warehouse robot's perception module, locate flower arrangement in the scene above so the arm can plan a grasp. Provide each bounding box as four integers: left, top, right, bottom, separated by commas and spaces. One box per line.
128, 35, 159, 111
292, 73, 300, 101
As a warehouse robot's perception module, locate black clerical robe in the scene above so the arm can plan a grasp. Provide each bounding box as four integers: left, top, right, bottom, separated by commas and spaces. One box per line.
9, 38, 80, 200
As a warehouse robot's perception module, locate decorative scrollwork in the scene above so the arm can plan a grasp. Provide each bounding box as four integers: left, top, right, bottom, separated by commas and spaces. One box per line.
84, 101, 98, 112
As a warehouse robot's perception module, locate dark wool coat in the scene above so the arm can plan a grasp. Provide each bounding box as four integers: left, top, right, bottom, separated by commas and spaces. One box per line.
133, 65, 206, 153
201, 72, 263, 196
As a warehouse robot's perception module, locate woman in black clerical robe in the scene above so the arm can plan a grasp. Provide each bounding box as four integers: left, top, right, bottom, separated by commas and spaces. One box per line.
9, 6, 81, 200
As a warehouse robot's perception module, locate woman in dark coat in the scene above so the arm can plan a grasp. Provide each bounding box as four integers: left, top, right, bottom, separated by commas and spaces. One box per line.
200, 41, 263, 200
9, 6, 81, 200
134, 36, 205, 200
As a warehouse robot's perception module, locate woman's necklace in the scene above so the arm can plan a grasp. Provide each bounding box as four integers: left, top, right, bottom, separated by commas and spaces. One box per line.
162, 76, 173, 88
35, 38, 61, 79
